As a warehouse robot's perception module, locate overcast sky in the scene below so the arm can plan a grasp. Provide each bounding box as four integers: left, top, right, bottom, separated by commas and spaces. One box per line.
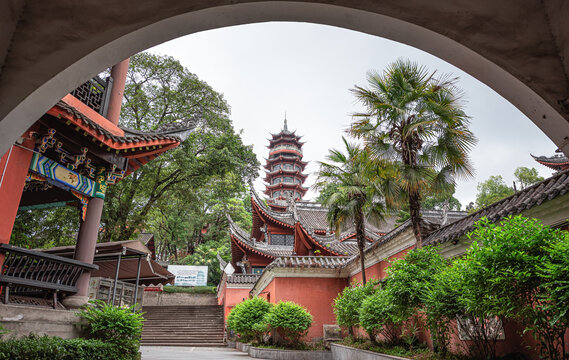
149, 22, 557, 209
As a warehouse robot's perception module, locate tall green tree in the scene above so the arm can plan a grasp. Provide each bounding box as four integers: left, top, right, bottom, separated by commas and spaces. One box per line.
350, 59, 476, 246
101, 52, 259, 242
474, 175, 514, 209
315, 137, 386, 284
514, 166, 544, 190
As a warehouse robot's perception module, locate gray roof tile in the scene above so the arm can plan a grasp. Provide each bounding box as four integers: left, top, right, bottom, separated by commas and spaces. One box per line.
423, 170, 569, 246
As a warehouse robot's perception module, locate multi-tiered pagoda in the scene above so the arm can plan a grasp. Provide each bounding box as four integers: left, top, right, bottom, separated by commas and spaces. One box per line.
263, 119, 308, 211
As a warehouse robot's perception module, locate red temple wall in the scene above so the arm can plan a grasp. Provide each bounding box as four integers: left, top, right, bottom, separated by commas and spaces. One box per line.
262, 277, 348, 340
349, 247, 412, 284
222, 287, 252, 320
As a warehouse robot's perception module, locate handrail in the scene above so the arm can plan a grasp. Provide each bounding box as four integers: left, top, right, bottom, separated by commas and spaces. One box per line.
0, 243, 98, 271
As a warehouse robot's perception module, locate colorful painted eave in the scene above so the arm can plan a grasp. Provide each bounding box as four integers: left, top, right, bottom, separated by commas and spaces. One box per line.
49, 95, 181, 159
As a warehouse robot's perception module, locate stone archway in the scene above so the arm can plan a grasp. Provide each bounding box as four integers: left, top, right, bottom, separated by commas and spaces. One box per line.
1, 1, 568, 156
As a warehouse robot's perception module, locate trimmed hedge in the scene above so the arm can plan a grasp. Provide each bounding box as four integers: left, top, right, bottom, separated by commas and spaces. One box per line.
0, 335, 130, 360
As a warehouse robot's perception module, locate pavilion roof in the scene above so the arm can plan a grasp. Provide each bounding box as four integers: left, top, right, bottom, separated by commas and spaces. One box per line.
49, 95, 192, 175
423, 169, 569, 246
532, 154, 569, 170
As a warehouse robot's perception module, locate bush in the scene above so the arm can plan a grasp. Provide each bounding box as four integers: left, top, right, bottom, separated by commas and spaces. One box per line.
264, 301, 312, 347
0, 335, 123, 360
227, 297, 272, 343
333, 280, 378, 336
78, 300, 144, 357
359, 288, 403, 344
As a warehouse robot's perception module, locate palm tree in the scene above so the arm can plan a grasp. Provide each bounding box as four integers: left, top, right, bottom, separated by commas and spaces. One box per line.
315, 137, 387, 284
350, 59, 477, 247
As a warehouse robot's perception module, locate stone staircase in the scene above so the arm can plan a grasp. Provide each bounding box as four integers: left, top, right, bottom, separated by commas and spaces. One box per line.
141, 305, 225, 346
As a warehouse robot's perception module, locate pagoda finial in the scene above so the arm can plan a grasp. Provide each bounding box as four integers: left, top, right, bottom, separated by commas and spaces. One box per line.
283, 113, 288, 132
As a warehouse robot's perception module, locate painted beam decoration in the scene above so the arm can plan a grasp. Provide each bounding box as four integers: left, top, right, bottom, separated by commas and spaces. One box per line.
29, 153, 97, 198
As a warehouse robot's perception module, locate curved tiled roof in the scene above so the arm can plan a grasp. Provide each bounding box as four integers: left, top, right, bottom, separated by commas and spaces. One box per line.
228, 215, 294, 258
423, 169, 569, 246
226, 274, 261, 285
266, 256, 351, 270
250, 186, 296, 227
54, 98, 186, 146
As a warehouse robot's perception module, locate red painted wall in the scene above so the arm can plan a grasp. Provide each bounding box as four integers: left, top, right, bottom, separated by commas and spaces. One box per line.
221, 287, 252, 320
350, 247, 412, 283
261, 277, 348, 340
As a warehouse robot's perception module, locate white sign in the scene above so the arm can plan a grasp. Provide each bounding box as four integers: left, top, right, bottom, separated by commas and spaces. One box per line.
168, 265, 208, 287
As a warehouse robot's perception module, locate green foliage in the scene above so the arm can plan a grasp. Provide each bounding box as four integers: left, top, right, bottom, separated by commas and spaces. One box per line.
78, 300, 144, 357
514, 166, 544, 190
461, 216, 569, 359
359, 288, 403, 344
539, 237, 569, 327
264, 301, 313, 347
176, 238, 231, 285
11, 206, 79, 249
101, 51, 259, 252
474, 175, 514, 209
333, 280, 378, 334
386, 247, 446, 314
315, 137, 387, 283
162, 285, 216, 294
424, 264, 464, 358
350, 58, 476, 245
0, 335, 129, 360
227, 297, 272, 343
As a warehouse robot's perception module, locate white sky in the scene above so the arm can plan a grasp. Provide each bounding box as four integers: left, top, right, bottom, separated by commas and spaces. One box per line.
149, 22, 557, 209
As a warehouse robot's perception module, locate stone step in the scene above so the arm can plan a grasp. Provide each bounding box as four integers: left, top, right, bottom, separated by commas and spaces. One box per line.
141, 304, 225, 347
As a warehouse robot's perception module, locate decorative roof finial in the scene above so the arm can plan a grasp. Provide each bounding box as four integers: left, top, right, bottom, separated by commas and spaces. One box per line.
283, 113, 288, 132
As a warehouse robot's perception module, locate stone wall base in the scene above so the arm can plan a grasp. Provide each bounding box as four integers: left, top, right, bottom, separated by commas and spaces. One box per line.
0, 304, 85, 339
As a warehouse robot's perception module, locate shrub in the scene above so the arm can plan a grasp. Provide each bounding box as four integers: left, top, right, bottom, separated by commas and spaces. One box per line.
333, 280, 378, 336
461, 216, 569, 360
264, 301, 312, 347
227, 297, 272, 343
424, 263, 463, 358
359, 288, 403, 344
386, 246, 446, 315
78, 300, 144, 357
0, 335, 123, 360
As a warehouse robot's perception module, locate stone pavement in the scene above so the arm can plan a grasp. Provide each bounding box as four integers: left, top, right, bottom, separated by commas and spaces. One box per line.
141, 346, 256, 359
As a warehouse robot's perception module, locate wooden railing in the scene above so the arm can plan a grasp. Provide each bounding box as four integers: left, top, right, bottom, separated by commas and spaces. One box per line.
0, 244, 98, 308
70, 75, 113, 115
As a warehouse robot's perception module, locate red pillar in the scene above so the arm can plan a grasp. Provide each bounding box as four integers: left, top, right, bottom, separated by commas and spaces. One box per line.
62, 197, 104, 308
106, 58, 130, 126
0, 134, 36, 246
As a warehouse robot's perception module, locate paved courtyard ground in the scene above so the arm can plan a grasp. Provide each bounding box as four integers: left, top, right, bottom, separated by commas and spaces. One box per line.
141, 346, 256, 360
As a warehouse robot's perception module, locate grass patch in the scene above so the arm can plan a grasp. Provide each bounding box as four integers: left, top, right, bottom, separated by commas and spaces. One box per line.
162, 285, 216, 294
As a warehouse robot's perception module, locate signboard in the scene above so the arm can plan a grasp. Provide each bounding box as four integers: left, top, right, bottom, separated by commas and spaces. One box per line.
167, 265, 208, 287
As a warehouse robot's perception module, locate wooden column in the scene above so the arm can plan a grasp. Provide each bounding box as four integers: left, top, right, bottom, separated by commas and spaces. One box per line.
106, 58, 130, 126
62, 197, 104, 308
0, 132, 36, 256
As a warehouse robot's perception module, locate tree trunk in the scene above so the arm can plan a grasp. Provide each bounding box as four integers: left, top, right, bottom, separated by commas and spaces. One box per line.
354, 206, 367, 285
409, 190, 423, 247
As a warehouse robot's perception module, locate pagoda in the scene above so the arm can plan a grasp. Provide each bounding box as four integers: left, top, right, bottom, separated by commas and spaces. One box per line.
263, 118, 308, 211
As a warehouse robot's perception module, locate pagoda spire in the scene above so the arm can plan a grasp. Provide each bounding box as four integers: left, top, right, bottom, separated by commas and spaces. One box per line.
283, 113, 288, 132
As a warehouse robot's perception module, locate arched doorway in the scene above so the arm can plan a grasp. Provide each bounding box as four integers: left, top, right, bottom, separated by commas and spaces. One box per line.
1, 1, 568, 156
